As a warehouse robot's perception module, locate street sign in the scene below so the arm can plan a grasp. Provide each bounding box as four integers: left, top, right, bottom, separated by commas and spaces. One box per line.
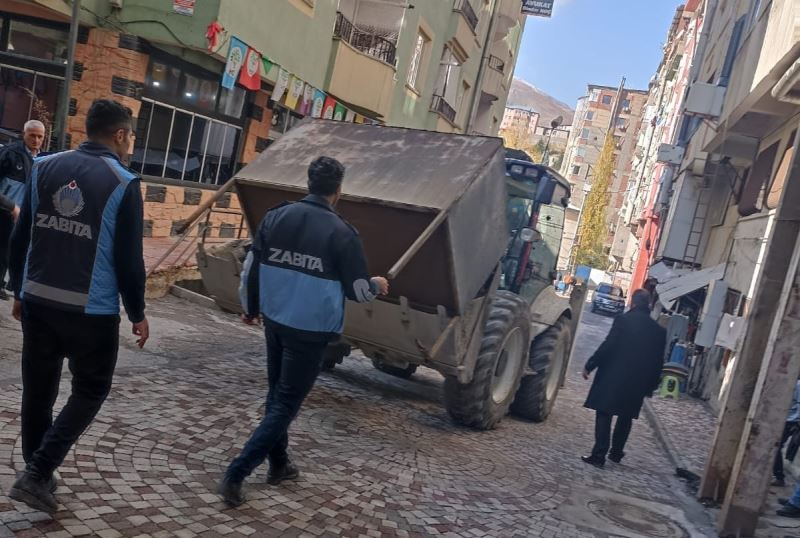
522, 0, 554, 17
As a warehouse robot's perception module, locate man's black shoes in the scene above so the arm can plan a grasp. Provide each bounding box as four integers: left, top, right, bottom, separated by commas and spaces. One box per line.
773, 477, 786, 487
8, 471, 57, 514
581, 456, 605, 469
217, 477, 245, 507
0, 288, 9, 301
608, 452, 625, 464
777, 501, 800, 518
267, 461, 300, 486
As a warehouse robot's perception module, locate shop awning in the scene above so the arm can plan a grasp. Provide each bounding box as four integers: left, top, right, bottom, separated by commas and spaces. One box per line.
655, 263, 725, 307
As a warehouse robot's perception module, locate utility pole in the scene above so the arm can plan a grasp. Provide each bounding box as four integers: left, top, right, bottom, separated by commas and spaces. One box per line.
57, 0, 81, 151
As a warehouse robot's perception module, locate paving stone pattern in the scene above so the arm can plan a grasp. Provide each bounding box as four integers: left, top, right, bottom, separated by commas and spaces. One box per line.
0, 298, 718, 537
648, 394, 716, 476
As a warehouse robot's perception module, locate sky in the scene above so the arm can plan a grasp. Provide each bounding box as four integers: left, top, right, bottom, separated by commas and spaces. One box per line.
515, 0, 684, 107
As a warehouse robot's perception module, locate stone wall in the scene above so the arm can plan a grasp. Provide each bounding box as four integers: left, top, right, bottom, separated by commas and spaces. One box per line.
140, 182, 246, 239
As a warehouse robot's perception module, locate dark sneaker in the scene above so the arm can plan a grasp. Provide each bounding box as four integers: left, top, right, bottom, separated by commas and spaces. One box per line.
779, 498, 789, 506
773, 477, 786, 487
216, 477, 245, 507
581, 456, 605, 469
8, 472, 57, 514
267, 461, 300, 485
608, 452, 625, 464
777, 502, 800, 518
47, 475, 57, 494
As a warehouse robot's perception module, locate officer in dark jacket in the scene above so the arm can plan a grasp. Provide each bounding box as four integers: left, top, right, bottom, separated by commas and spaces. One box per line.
7, 100, 148, 514
218, 156, 389, 507
581, 289, 666, 468
0, 121, 45, 299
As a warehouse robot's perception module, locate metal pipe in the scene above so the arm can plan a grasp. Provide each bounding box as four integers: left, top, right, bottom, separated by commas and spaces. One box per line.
387, 208, 448, 280
57, 0, 81, 150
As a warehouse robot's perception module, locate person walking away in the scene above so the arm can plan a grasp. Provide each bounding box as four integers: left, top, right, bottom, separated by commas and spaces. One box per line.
0, 120, 45, 300
6, 100, 148, 514
218, 156, 389, 507
581, 289, 666, 468
773, 378, 800, 486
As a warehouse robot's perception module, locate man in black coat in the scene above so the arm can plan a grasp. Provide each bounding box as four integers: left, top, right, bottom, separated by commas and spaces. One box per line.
582, 289, 666, 467
0, 121, 45, 299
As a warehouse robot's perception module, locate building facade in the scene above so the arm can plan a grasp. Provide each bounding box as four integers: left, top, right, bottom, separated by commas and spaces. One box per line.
1, 0, 527, 237
499, 105, 539, 136
558, 83, 648, 271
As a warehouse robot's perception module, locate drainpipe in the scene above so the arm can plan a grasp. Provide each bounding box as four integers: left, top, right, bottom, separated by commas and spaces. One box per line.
465, 0, 500, 135
57, 0, 81, 151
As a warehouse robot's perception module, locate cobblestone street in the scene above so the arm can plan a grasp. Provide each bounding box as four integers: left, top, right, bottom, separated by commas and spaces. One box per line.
0, 296, 718, 537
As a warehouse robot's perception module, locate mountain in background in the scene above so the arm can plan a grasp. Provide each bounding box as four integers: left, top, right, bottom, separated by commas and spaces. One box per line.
506, 78, 575, 127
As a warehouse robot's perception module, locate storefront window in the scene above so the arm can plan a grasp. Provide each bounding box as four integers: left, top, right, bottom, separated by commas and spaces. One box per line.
146, 61, 181, 100
0, 64, 61, 146
132, 99, 241, 184
217, 86, 245, 118
7, 20, 68, 63
182, 73, 218, 113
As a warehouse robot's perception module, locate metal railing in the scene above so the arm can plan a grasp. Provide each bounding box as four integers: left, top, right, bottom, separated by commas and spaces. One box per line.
488, 55, 505, 73
431, 95, 456, 124
334, 12, 397, 65
453, 0, 479, 32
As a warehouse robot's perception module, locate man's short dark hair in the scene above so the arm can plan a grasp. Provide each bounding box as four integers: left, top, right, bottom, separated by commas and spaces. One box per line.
631, 289, 652, 309
86, 99, 133, 139
308, 156, 345, 196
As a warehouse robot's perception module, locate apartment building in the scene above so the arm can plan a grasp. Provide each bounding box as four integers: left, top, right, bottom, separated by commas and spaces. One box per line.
619, 1, 705, 291
558, 84, 648, 270
1, 0, 526, 236
499, 105, 540, 136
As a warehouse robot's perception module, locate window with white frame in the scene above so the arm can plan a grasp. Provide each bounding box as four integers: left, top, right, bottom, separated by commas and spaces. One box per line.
407, 30, 429, 90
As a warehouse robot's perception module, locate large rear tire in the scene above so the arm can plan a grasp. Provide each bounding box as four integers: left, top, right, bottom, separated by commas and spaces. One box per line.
372, 359, 418, 379
444, 291, 530, 430
511, 316, 572, 422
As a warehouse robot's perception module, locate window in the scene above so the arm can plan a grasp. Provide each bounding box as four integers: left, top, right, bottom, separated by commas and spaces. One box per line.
407, 31, 429, 90
586, 111, 594, 120
616, 117, 626, 127
739, 141, 779, 216
7, 19, 68, 63
434, 47, 463, 112
601, 94, 613, 105
765, 131, 796, 209
131, 99, 242, 184
590, 89, 600, 102
457, 80, 470, 124
144, 57, 247, 121
581, 128, 589, 138
597, 284, 623, 297
575, 147, 587, 157
621, 98, 631, 109
572, 165, 581, 175
0, 64, 62, 145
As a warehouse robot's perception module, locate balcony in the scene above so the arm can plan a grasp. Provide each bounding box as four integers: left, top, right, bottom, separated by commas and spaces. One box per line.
431, 95, 457, 124
333, 12, 397, 65
453, 0, 479, 33
482, 56, 506, 99
327, 12, 397, 119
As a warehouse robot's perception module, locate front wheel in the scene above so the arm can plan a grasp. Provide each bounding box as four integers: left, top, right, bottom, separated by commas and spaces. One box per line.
444, 291, 531, 430
511, 316, 573, 422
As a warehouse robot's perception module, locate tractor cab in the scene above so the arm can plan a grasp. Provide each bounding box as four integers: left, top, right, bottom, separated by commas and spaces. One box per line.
501, 159, 571, 300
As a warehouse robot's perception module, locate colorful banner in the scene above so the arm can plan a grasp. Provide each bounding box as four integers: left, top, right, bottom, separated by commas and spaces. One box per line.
354, 114, 366, 124
345, 109, 356, 123
285, 76, 304, 110
271, 68, 290, 102
312, 90, 326, 118
262, 57, 274, 78
322, 96, 337, 119
173, 0, 195, 15
238, 47, 262, 90
222, 37, 247, 89
301, 84, 314, 115
333, 103, 347, 121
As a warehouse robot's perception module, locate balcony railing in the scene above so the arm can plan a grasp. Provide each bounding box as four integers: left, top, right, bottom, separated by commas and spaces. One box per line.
453, 0, 479, 32
431, 95, 457, 124
488, 55, 505, 73
334, 12, 397, 66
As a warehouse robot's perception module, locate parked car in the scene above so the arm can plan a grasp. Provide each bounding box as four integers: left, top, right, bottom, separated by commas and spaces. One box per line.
591, 283, 625, 316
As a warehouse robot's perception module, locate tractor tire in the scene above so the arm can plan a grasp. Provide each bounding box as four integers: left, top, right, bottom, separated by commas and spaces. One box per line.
511, 316, 572, 422
444, 291, 531, 430
372, 360, 418, 379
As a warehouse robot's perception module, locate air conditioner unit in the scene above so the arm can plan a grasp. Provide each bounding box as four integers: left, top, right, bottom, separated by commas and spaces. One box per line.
684, 83, 726, 119
691, 151, 709, 177
657, 144, 684, 165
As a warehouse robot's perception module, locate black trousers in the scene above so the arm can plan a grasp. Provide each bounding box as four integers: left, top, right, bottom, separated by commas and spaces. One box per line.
0, 214, 13, 288
591, 411, 633, 461
225, 325, 326, 482
20, 301, 120, 478
774, 421, 798, 480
